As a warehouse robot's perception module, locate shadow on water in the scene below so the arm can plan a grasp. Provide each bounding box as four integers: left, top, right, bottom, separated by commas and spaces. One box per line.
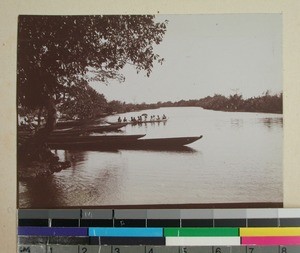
120, 145, 198, 153
53, 146, 197, 154
20, 176, 66, 208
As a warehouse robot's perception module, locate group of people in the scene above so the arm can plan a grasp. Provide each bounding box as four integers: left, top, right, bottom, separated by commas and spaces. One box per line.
117, 114, 167, 123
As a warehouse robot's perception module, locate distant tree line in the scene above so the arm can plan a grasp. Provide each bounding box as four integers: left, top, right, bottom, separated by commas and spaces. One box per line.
107, 91, 283, 115
18, 90, 283, 126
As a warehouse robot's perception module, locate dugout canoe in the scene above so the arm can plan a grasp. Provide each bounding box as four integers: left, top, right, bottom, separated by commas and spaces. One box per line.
47, 134, 146, 143
52, 123, 127, 136
56, 118, 103, 129
106, 119, 167, 125
48, 135, 202, 150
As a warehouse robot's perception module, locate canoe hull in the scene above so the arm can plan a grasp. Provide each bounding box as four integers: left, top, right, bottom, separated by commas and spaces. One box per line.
52, 123, 127, 136
106, 119, 167, 126
48, 136, 202, 150
47, 134, 146, 143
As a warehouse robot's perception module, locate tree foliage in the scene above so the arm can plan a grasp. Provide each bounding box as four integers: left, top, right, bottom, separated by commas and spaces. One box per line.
58, 80, 108, 120
17, 15, 168, 112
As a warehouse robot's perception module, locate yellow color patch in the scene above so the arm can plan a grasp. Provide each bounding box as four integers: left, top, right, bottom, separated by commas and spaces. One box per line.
240, 228, 300, 236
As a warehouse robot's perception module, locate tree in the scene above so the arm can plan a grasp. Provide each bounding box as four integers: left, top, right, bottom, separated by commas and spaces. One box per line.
58, 80, 108, 120
17, 15, 168, 133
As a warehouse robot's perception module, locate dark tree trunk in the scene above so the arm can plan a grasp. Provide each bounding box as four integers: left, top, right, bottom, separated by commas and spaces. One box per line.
44, 98, 57, 133
18, 98, 71, 179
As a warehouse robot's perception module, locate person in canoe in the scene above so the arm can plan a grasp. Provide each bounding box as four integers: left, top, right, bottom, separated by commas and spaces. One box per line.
123, 117, 127, 122
157, 115, 160, 120
162, 114, 167, 120
118, 116, 122, 123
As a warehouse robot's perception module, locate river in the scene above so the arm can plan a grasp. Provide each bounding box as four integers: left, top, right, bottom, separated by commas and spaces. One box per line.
18, 107, 283, 208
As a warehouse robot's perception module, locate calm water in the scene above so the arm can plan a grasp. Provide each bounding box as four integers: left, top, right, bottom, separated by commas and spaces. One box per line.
18, 107, 283, 208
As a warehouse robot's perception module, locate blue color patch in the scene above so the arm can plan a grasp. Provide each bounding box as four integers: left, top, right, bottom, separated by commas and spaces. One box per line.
18, 227, 88, 236
89, 228, 163, 237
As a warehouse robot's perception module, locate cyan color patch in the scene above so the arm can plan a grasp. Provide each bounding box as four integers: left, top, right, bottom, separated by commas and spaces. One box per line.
88, 227, 163, 237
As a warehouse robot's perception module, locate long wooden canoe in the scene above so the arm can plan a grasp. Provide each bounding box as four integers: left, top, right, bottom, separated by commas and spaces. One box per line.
47, 134, 146, 143
48, 135, 202, 150
51, 123, 127, 136
56, 118, 103, 129
106, 119, 167, 126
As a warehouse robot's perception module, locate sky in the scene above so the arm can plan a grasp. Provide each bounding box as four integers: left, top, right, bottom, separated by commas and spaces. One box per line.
89, 14, 282, 104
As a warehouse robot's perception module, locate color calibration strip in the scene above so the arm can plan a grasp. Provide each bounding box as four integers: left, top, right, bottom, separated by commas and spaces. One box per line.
18, 208, 300, 252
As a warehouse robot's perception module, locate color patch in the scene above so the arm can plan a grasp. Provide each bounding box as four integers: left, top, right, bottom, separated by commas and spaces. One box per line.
18, 227, 87, 236
165, 236, 241, 246
241, 236, 300, 246
240, 228, 300, 236
88, 227, 163, 237
164, 228, 239, 237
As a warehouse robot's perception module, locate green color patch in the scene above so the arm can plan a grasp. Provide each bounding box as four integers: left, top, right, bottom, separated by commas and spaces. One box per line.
164, 228, 239, 237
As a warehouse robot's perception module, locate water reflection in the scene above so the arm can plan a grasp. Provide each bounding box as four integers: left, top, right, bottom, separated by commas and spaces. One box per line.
20, 176, 66, 208
258, 117, 283, 129
230, 118, 244, 129
19, 107, 282, 208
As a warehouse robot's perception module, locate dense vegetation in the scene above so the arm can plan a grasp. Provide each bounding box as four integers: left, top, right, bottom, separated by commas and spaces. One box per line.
104, 91, 283, 115
17, 15, 167, 179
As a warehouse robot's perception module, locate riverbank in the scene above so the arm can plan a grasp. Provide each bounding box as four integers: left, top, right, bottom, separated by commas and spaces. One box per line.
108, 95, 282, 117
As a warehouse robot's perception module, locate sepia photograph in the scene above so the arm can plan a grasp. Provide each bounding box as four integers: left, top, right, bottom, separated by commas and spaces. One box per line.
17, 14, 283, 208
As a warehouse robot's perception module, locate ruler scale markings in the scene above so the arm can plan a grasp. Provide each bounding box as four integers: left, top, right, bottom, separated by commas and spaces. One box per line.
279, 246, 300, 253
231, 246, 247, 253
46, 245, 78, 253
146, 245, 179, 253
78, 245, 111, 253
212, 246, 231, 253
178, 246, 212, 253
19, 244, 46, 253
17, 208, 300, 251
112, 245, 145, 253
245, 246, 278, 253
